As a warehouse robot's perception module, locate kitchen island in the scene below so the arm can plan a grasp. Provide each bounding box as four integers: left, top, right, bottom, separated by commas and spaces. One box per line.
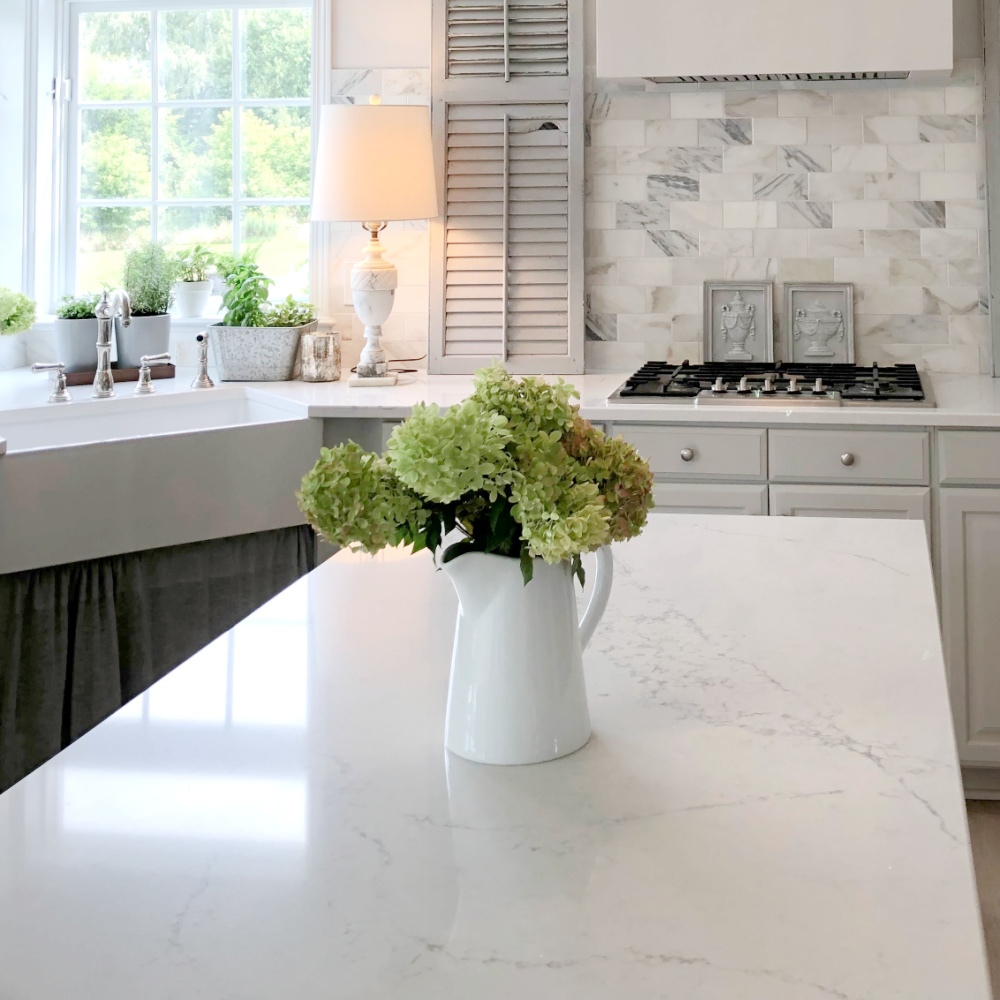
0, 515, 990, 999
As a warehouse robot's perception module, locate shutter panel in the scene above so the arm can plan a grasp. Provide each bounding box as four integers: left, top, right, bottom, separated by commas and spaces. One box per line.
431, 0, 583, 374
444, 104, 570, 359
446, 1, 570, 79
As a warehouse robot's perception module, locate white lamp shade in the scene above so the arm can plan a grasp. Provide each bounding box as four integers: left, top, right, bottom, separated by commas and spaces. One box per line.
311, 104, 439, 223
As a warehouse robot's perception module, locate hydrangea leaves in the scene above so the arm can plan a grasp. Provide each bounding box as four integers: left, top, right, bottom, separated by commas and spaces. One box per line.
297, 364, 655, 583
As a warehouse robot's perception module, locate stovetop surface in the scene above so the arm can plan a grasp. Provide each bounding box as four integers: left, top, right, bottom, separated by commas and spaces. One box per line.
611, 361, 933, 408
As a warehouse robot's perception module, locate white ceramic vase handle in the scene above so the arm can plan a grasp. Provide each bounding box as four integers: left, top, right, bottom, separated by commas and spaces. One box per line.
579, 546, 614, 650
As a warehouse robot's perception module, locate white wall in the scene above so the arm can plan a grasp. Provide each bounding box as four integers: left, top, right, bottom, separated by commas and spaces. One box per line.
0, 0, 28, 291
330, 0, 431, 68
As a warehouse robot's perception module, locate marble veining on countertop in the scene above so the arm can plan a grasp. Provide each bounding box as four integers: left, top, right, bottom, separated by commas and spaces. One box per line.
0, 516, 989, 999
6, 365, 1000, 427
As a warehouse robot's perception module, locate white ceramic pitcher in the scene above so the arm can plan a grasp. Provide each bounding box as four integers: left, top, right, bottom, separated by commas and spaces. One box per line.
442, 547, 614, 766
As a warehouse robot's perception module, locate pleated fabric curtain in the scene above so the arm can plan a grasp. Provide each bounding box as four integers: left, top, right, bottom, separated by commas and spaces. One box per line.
0, 526, 316, 791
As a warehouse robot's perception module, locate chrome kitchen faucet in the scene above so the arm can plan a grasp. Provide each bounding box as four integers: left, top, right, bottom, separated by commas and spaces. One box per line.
93, 290, 131, 399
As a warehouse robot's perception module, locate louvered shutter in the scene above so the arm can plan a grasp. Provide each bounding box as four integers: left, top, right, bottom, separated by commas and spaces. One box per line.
430, 0, 583, 374
446, 1, 571, 79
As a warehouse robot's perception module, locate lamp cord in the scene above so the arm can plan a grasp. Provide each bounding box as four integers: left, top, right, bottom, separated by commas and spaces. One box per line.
350, 354, 428, 376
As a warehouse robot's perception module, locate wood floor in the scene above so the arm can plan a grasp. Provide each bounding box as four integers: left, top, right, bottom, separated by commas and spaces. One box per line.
968, 802, 1000, 997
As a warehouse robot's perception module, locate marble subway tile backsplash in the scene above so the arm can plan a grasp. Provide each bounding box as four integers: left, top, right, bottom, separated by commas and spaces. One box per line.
585, 60, 991, 374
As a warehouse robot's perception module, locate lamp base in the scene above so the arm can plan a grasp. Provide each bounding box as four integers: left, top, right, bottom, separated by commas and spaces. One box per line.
349, 373, 398, 388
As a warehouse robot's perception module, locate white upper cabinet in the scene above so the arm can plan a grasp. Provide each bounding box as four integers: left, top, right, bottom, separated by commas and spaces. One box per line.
596, 0, 954, 81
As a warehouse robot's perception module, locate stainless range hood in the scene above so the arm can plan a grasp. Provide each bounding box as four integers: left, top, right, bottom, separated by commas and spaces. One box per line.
596, 0, 954, 83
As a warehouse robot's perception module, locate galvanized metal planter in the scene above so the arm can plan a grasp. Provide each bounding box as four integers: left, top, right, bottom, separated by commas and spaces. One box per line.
210, 321, 316, 381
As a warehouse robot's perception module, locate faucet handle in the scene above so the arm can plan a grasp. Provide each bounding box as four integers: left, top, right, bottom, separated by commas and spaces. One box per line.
31, 362, 72, 404
134, 353, 171, 395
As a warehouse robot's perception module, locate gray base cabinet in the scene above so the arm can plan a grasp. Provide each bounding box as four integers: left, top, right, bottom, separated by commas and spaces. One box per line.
940, 489, 1000, 766
608, 419, 996, 777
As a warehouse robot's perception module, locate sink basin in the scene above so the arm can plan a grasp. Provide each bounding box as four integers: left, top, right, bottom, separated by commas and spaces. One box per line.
0, 388, 304, 454
0, 387, 322, 574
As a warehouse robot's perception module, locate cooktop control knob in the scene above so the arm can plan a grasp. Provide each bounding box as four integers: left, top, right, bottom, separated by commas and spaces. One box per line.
762, 376, 775, 394
787, 376, 802, 394
712, 377, 726, 393
812, 378, 825, 395
738, 376, 750, 393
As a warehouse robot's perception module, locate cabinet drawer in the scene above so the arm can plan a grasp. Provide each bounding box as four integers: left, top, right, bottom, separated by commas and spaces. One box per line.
769, 429, 929, 485
770, 485, 930, 523
653, 483, 767, 515
938, 432, 1000, 485
613, 425, 766, 480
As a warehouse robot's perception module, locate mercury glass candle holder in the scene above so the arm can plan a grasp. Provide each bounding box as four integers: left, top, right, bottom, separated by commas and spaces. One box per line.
301, 331, 342, 382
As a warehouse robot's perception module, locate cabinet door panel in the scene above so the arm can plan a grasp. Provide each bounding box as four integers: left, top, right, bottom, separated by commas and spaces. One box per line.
653, 483, 767, 516
939, 490, 1000, 766
769, 485, 930, 523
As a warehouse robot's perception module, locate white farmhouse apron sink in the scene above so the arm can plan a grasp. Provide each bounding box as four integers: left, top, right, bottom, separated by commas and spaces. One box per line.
0, 388, 321, 574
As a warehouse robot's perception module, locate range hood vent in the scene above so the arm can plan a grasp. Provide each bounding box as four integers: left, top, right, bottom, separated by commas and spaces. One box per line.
648, 72, 911, 85
597, 0, 953, 83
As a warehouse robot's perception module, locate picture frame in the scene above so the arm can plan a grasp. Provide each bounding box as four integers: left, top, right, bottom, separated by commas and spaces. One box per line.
785, 283, 855, 365
703, 282, 774, 364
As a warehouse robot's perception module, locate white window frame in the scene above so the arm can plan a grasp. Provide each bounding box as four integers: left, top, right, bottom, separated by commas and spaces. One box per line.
55, 0, 312, 302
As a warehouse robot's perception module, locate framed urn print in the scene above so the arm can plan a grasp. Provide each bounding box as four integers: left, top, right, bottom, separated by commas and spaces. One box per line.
785, 283, 855, 365
703, 282, 774, 364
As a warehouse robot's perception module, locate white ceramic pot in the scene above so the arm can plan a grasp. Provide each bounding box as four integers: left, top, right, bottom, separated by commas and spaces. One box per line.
53, 318, 99, 373
442, 547, 614, 765
211, 321, 315, 381
172, 280, 212, 319
115, 314, 171, 369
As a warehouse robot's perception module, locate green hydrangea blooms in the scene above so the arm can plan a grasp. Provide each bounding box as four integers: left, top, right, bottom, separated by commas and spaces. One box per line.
386, 398, 514, 503
297, 443, 427, 555
0, 286, 36, 336
297, 365, 655, 582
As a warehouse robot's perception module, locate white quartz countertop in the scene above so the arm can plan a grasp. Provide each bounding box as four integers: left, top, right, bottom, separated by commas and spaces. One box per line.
5, 365, 1000, 427
0, 516, 988, 1000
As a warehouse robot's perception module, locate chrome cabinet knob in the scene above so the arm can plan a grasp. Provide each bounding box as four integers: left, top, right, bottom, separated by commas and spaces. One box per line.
31, 362, 72, 403
841, 452, 856, 467
680, 448, 695, 463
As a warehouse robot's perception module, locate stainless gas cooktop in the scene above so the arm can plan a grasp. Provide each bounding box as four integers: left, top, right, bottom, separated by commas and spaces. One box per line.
610, 361, 934, 408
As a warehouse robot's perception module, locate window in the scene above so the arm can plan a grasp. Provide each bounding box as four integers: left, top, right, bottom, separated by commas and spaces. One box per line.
66, 1, 311, 301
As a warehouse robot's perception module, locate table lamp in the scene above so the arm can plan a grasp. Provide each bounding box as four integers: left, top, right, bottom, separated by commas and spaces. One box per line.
312, 99, 438, 387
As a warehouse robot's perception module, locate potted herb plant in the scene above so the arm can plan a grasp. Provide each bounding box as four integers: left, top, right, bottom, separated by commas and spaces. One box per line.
212, 246, 260, 296
171, 244, 214, 319
118, 241, 179, 369
297, 364, 655, 765
0, 285, 36, 368
54, 293, 102, 372
212, 262, 316, 381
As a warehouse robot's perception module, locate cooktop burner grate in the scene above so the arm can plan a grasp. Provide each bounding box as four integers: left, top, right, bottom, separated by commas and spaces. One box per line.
610, 361, 932, 407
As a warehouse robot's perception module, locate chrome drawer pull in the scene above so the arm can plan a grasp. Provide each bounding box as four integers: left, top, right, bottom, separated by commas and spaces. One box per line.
680, 448, 695, 463
841, 452, 856, 467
